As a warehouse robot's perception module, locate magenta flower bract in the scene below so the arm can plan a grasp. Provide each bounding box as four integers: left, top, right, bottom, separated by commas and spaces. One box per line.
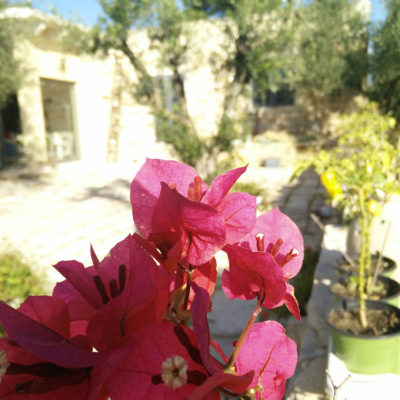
105, 320, 217, 400
131, 159, 204, 238
53, 234, 169, 351
130, 158, 257, 271
201, 166, 256, 244
240, 207, 304, 280
235, 321, 297, 400
222, 245, 287, 307
105, 285, 253, 400
223, 207, 304, 319
151, 182, 226, 268
0, 296, 108, 399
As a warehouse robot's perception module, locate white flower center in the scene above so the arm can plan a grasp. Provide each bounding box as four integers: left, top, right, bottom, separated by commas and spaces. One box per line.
161, 355, 188, 389
0, 351, 9, 382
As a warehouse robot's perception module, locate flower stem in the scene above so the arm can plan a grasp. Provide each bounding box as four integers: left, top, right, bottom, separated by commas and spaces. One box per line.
224, 296, 262, 370
182, 269, 193, 311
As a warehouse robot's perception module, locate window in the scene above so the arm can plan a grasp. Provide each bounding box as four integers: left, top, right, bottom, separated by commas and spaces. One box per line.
253, 83, 295, 107
155, 75, 181, 111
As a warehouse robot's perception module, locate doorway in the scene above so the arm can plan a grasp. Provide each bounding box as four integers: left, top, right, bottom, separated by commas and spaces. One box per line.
40, 78, 78, 161
0, 94, 22, 167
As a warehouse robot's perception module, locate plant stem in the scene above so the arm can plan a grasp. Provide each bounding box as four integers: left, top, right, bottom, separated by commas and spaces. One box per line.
365, 215, 373, 293
183, 269, 193, 311
359, 191, 368, 328
370, 220, 392, 293
224, 296, 262, 370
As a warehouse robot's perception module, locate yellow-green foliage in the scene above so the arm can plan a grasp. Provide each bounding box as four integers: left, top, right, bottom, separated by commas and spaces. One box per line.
0, 250, 46, 306
293, 102, 400, 220
293, 102, 400, 327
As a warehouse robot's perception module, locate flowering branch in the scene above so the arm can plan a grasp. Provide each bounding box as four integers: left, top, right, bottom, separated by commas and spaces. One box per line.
0, 158, 301, 400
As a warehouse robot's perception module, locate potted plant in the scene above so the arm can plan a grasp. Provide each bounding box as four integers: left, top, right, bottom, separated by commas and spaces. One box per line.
294, 102, 400, 374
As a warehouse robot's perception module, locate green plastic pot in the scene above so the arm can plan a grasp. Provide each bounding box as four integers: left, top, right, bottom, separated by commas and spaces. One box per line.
327, 300, 400, 375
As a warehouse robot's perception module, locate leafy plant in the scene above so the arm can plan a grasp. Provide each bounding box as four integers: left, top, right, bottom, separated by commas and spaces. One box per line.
0, 249, 46, 306
155, 108, 205, 166
293, 102, 400, 328
213, 116, 238, 153
231, 181, 264, 197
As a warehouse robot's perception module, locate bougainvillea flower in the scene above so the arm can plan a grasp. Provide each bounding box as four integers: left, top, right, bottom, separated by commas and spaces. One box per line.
0, 296, 108, 399
166, 257, 218, 315
187, 284, 254, 399
224, 207, 304, 319
150, 182, 226, 268
240, 207, 304, 279
130, 158, 257, 269
235, 321, 297, 400
187, 257, 218, 305
105, 320, 218, 400
106, 286, 253, 400
222, 245, 287, 308
131, 158, 204, 237
53, 234, 169, 351
200, 166, 257, 244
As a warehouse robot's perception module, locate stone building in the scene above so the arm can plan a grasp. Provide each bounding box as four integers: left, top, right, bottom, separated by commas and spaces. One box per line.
0, 3, 369, 168
0, 7, 236, 167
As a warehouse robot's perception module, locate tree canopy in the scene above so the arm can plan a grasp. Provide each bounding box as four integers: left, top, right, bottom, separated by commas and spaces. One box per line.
290, 0, 369, 99
62, 0, 371, 164
0, 0, 21, 107
370, 0, 400, 121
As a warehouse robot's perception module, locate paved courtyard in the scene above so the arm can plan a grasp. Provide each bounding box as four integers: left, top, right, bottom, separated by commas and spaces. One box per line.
0, 161, 137, 286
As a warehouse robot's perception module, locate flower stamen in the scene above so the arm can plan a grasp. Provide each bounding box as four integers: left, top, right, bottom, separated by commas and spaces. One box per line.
188, 176, 203, 201
93, 275, 109, 304
256, 233, 265, 252
118, 264, 126, 294
269, 238, 283, 257
280, 248, 299, 267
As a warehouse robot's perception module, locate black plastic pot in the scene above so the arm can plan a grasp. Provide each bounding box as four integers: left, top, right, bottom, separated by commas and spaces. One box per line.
331, 275, 400, 308
336, 254, 397, 279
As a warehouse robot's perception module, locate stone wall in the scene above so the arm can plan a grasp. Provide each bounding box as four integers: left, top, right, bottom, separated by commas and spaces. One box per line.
254, 91, 367, 138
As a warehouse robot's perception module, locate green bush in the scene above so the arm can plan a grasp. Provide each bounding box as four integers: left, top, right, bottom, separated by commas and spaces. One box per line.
293, 246, 321, 316
213, 117, 238, 153
231, 181, 264, 197
0, 250, 46, 306
155, 109, 205, 167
